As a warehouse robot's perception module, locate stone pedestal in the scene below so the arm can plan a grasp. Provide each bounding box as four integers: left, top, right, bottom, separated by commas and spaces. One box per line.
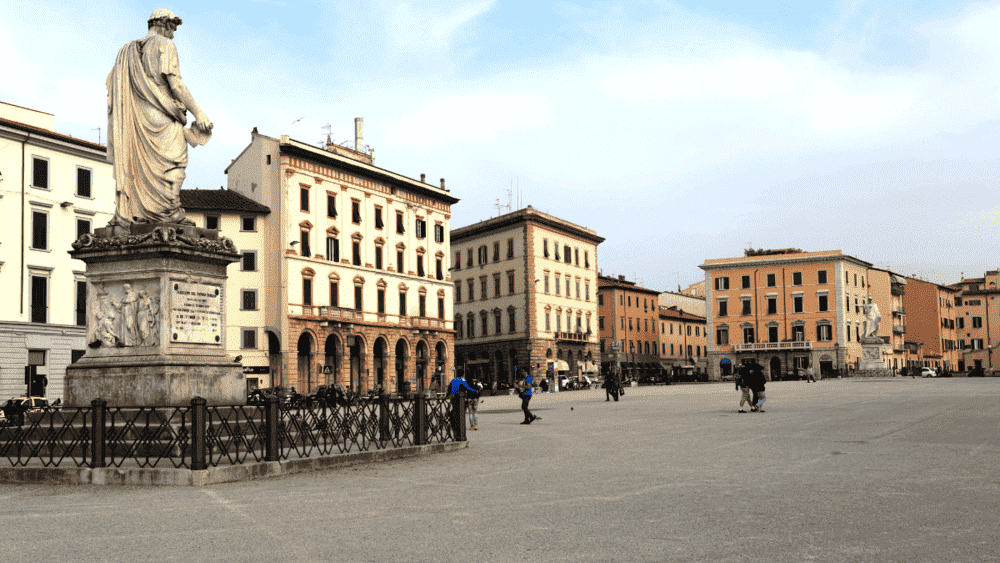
858, 337, 888, 371
65, 223, 244, 407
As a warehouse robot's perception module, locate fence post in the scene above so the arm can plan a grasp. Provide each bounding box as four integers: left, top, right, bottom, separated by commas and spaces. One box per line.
190, 397, 207, 471
379, 393, 390, 444
90, 399, 106, 468
414, 394, 426, 445
264, 395, 280, 462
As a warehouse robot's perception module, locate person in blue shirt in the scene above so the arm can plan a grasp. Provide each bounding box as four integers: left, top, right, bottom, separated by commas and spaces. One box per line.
520, 370, 540, 424
447, 373, 478, 435
447, 374, 477, 397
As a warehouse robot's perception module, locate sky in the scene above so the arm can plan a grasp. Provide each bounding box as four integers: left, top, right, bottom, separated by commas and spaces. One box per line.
3, 0, 1000, 290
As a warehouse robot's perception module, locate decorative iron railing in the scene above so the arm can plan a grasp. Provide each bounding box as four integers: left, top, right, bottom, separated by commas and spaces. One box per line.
1, 394, 465, 470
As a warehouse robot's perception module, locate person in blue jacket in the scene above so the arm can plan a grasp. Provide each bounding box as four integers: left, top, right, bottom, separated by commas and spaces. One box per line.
447, 373, 477, 397
520, 369, 540, 424
447, 373, 478, 436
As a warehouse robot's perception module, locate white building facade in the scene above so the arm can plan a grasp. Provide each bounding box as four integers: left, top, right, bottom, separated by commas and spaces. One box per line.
0, 102, 115, 400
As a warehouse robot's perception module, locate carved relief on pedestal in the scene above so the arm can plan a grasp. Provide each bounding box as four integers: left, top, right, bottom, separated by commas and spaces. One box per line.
89, 282, 161, 348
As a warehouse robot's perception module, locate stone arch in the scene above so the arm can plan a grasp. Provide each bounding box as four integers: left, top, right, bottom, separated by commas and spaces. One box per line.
395, 338, 410, 393
415, 340, 429, 393
373, 337, 389, 391
324, 333, 341, 386
434, 341, 448, 390
297, 332, 316, 393
348, 333, 367, 391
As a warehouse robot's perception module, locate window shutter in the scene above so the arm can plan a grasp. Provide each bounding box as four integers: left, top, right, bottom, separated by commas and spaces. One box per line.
32, 212, 47, 249
77, 168, 92, 197
33, 158, 48, 188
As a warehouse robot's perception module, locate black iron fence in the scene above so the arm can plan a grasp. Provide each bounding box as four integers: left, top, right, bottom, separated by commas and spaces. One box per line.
1, 394, 466, 470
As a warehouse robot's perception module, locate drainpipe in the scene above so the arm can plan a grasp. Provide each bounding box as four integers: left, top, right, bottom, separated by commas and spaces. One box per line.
20, 133, 30, 316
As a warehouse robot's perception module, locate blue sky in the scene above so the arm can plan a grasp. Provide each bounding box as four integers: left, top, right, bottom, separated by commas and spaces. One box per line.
3, 0, 1000, 289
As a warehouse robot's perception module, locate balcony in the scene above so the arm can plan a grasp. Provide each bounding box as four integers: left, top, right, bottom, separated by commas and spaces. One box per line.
891, 285, 905, 296
555, 331, 590, 342
893, 324, 906, 334
287, 305, 453, 331
733, 341, 813, 352
892, 307, 906, 316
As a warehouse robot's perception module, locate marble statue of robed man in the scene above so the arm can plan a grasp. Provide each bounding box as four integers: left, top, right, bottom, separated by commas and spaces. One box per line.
106, 8, 212, 227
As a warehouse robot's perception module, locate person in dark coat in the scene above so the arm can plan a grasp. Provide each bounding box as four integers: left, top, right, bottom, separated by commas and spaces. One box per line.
606, 369, 621, 402
736, 364, 752, 413
748, 361, 767, 412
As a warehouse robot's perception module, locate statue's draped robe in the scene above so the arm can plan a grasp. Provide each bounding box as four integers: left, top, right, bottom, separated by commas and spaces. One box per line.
107, 32, 188, 224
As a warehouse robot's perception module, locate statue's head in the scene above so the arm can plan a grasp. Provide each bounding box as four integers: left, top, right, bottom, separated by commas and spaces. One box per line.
148, 8, 182, 32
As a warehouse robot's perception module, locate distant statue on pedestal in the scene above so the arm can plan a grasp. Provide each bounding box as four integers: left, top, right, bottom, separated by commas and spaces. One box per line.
862, 302, 881, 340
106, 8, 213, 227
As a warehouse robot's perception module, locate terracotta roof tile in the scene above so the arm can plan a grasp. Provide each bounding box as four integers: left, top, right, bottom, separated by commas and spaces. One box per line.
180, 188, 270, 214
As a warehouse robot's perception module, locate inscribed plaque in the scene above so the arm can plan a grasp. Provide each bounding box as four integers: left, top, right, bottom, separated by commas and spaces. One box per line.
170, 282, 222, 344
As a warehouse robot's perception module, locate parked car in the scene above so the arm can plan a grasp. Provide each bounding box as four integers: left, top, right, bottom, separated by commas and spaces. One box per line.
1, 396, 50, 426
921, 367, 937, 377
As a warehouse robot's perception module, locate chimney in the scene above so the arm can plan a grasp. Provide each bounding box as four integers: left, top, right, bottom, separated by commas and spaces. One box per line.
619, 275, 625, 281
440, 178, 446, 190
354, 118, 363, 151
420, 173, 426, 183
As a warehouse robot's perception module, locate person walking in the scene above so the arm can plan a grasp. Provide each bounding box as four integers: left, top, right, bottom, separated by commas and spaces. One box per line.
749, 361, 767, 413
736, 364, 751, 413
606, 368, 620, 402
519, 370, 539, 424
806, 362, 817, 383
447, 373, 478, 434
467, 379, 483, 430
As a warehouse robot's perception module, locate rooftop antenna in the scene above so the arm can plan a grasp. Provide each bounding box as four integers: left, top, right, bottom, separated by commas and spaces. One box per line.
91, 127, 101, 145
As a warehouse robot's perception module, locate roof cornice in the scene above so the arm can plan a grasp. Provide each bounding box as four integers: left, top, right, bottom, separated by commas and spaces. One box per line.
452, 207, 604, 244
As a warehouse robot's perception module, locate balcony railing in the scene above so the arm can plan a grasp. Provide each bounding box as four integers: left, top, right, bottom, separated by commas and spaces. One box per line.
733, 341, 813, 352
892, 307, 906, 316
893, 325, 906, 334
554, 331, 591, 342
287, 305, 452, 331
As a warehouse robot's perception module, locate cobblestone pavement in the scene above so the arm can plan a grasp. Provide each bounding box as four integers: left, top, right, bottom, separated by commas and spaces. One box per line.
2, 379, 998, 562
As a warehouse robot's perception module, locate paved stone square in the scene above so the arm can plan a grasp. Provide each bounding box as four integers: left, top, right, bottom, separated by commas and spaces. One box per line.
2, 379, 998, 562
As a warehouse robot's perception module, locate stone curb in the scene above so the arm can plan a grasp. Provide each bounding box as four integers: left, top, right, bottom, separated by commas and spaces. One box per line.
0, 441, 469, 487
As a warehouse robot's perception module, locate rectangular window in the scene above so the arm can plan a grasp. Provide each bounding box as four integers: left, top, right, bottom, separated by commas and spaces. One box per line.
75, 280, 87, 326
206, 215, 220, 230
576, 280, 580, 299
300, 230, 310, 257
76, 218, 91, 239
767, 297, 777, 315
507, 238, 514, 258
352, 201, 362, 224
509, 309, 516, 332
716, 327, 729, 345
495, 312, 502, 334
792, 325, 804, 341
467, 248, 473, 267
438, 297, 444, 320
399, 291, 407, 316
242, 251, 257, 271
508, 272, 515, 294
31, 210, 47, 250
768, 326, 779, 343
302, 278, 312, 306
564, 245, 571, 264
377, 289, 385, 314
352, 241, 361, 266
468, 279, 474, 300
327, 194, 337, 218
415, 218, 426, 239
544, 275, 550, 293
330, 282, 338, 307
241, 289, 258, 310
454, 251, 461, 270
493, 242, 500, 262
555, 275, 561, 295
574, 248, 579, 265
556, 314, 562, 332
300, 186, 310, 212
32, 157, 48, 189
417, 255, 425, 277
718, 300, 728, 317
326, 237, 340, 262
434, 224, 444, 243
494, 275, 501, 297
545, 312, 551, 331
77, 167, 92, 197
973, 317, 983, 328
818, 295, 828, 312
375, 246, 383, 270
847, 324, 852, 342
715, 277, 729, 290
374, 207, 384, 229
354, 285, 363, 311
482, 315, 488, 336
480, 277, 487, 299
241, 328, 257, 350
554, 243, 560, 261
743, 327, 755, 343
468, 317, 475, 338
818, 324, 832, 341
455, 285, 462, 302
741, 299, 751, 316
793, 296, 803, 313
396, 212, 405, 234
792, 272, 802, 286
958, 317, 965, 329
584, 251, 590, 268
818, 270, 827, 284
436, 258, 443, 280
566, 278, 570, 296
740, 275, 750, 289
398, 250, 404, 273
241, 216, 256, 231
543, 239, 549, 258
766, 273, 776, 287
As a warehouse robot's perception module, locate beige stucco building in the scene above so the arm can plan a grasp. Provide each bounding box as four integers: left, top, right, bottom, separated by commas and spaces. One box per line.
224, 125, 458, 394
451, 207, 603, 388
0, 101, 115, 400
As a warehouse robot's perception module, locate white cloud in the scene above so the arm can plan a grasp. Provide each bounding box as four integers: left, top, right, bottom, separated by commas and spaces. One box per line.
384, 0, 496, 55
